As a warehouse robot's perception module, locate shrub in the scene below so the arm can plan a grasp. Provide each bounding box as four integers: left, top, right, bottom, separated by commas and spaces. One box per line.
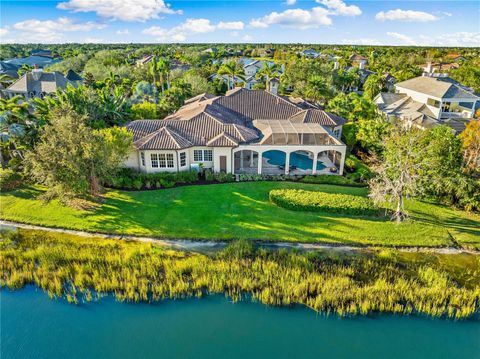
269, 189, 378, 215
0, 169, 23, 192
301, 175, 366, 187
105, 168, 199, 190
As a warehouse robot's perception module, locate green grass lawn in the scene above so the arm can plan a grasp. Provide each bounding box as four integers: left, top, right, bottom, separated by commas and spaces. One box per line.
1, 182, 479, 248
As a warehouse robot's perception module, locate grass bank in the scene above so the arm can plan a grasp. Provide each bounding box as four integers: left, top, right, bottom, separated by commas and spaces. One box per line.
1, 229, 479, 319
1, 182, 479, 248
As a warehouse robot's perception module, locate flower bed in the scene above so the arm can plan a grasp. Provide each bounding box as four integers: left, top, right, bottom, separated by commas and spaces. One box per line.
269, 189, 378, 215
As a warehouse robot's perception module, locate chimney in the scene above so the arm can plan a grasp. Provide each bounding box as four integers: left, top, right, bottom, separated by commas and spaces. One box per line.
426, 62, 432, 74
359, 61, 365, 70
32, 64, 43, 81
333, 61, 339, 70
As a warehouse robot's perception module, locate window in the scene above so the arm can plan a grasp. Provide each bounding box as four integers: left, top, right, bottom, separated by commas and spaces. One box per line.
180, 152, 186, 167
140, 152, 145, 166
158, 154, 166, 168
193, 149, 213, 162
203, 150, 213, 161
333, 129, 341, 139
166, 153, 174, 168
194, 150, 203, 161
427, 98, 441, 108
151, 153, 158, 168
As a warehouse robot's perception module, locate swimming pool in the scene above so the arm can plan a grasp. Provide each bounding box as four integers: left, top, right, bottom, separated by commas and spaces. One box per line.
263, 151, 326, 171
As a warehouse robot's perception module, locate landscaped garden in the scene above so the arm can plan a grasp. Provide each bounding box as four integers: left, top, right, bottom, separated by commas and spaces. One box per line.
1, 182, 479, 249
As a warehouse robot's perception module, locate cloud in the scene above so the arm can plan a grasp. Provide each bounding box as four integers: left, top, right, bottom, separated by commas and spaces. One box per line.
420, 32, 480, 47
57, 0, 182, 22
0, 27, 9, 36
285, 0, 297, 5
341, 38, 383, 45
376, 9, 438, 22
440, 11, 452, 17
387, 32, 417, 45
144, 18, 243, 42
12, 17, 106, 42
250, 0, 360, 29
316, 0, 361, 16
116, 29, 129, 35
217, 21, 245, 30
250, 7, 332, 29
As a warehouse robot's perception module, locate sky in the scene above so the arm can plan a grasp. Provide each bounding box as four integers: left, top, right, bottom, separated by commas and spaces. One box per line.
0, 0, 479, 46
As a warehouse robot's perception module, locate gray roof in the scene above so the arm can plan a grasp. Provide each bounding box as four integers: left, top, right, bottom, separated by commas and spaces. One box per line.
0, 61, 20, 79
5, 55, 59, 68
395, 76, 479, 100
65, 69, 83, 82
127, 89, 347, 150
6, 70, 75, 94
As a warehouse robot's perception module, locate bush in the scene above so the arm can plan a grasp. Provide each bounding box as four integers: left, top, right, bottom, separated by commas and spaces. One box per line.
301, 175, 366, 187
269, 189, 378, 215
0, 169, 23, 192
205, 170, 235, 183
105, 168, 199, 190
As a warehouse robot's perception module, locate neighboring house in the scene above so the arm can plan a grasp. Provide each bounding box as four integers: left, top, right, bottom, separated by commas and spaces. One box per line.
135, 55, 154, 67
375, 75, 479, 133
444, 53, 466, 63
383, 73, 396, 92
4, 55, 60, 69
203, 47, 219, 54
4, 68, 78, 100
344, 67, 376, 93
124, 88, 347, 176
65, 69, 83, 83
420, 62, 459, 74
349, 54, 367, 68
0, 61, 20, 79
299, 49, 320, 59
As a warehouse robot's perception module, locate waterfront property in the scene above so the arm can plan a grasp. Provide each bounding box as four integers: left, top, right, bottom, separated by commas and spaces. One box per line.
375, 75, 479, 133
124, 88, 347, 176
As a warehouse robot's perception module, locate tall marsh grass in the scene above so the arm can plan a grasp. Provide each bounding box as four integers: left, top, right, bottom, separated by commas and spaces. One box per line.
1, 230, 479, 319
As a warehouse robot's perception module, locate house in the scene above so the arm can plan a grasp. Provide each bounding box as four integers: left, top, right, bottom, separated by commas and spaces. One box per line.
203, 47, 219, 55
420, 62, 459, 75
124, 88, 347, 176
135, 55, 154, 67
65, 69, 83, 83
299, 49, 320, 59
4, 55, 59, 69
375, 75, 479, 133
4, 67, 78, 100
444, 53, 466, 62
0, 61, 20, 80
349, 54, 367, 68
382, 73, 396, 92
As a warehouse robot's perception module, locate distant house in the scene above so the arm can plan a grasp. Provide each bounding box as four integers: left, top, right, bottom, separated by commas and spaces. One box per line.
4, 55, 59, 69
65, 69, 83, 83
382, 73, 396, 92
420, 62, 459, 75
349, 54, 367, 68
124, 88, 347, 176
444, 53, 466, 63
375, 75, 479, 133
4, 68, 78, 100
203, 47, 219, 55
0, 61, 20, 79
135, 55, 155, 67
299, 49, 320, 59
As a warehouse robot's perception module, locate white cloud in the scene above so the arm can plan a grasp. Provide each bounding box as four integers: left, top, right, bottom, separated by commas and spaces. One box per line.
217, 21, 245, 30
250, 0, 360, 29
316, 0, 361, 16
376, 9, 438, 22
420, 32, 480, 47
12, 17, 106, 42
285, 0, 297, 5
441, 11, 452, 17
116, 29, 129, 35
0, 27, 9, 36
143, 18, 245, 42
57, 0, 181, 22
250, 7, 332, 29
341, 38, 383, 45
387, 32, 417, 45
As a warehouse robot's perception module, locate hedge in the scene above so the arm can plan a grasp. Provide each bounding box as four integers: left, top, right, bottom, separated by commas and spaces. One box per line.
300, 175, 366, 187
269, 189, 378, 215
105, 168, 199, 190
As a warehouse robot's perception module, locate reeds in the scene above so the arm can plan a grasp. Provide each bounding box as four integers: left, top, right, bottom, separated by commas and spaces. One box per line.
1, 230, 479, 319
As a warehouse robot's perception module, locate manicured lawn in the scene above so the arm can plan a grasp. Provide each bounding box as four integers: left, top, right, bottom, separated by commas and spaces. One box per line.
1, 182, 479, 248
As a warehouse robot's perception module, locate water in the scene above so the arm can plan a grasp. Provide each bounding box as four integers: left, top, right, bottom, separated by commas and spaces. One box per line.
263, 150, 326, 170
2, 287, 479, 359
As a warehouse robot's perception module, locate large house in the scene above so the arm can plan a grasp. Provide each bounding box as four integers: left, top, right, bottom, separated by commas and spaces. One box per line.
4, 68, 80, 99
375, 75, 479, 133
125, 88, 347, 176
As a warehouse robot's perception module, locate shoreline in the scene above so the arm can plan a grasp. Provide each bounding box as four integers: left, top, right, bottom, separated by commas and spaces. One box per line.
2, 219, 478, 255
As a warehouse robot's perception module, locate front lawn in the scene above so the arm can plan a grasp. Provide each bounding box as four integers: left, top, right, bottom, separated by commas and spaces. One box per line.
1, 182, 479, 248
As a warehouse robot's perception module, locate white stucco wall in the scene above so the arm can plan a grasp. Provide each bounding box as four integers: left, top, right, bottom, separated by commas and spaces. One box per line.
142, 150, 179, 173
124, 151, 140, 170
188, 147, 214, 170
213, 147, 232, 173
395, 86, 442, 119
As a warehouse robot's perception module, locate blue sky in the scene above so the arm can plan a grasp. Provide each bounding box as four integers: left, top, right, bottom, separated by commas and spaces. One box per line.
0, 0, 479, 45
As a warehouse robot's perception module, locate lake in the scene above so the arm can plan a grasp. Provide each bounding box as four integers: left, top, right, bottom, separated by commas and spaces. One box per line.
2, 287, 479, 359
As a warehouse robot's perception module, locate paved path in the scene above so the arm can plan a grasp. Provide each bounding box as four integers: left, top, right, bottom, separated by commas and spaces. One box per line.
1, 220, 478, 255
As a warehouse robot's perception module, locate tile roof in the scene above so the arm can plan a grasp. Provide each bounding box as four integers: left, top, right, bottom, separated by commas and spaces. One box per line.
395, 76, 479, 100
127, 89, 347, 150
6, 71, 75, 94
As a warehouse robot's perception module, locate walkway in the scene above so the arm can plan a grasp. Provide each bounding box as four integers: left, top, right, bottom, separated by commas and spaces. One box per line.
1, 220, 477, 255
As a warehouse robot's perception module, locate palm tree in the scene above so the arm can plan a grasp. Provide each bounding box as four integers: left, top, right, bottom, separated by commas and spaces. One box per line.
218, 61, 245, 90
305, 76, 331, 105
17, 64, 32, 77
363, 74, 385, 100
157, 58, 171, 91
256, 63, 281, 91
105, 71, 120, 90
